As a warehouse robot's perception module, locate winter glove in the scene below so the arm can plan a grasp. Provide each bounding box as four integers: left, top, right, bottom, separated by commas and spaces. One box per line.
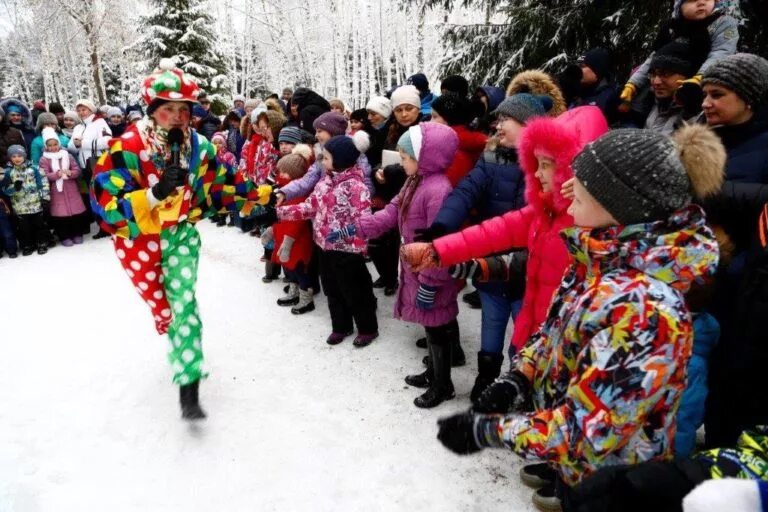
414, 223, 447, 243
260, 226, 274, 247
400, 242, 439, 272
415, 284, 438, 310
675, 75, 704, 118
436, 412, 484, 455
13, 180, 23, 192
277, 235, 294, 263
619, 83, 636, 103
449, 260, 480, 280
255, 184, 274, 206
473, 370, 530, 414
151, 165, 187, 201
326, 224, 357, 243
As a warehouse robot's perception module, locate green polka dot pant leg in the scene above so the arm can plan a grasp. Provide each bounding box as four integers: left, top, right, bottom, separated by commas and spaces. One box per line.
160, 222, 206, 385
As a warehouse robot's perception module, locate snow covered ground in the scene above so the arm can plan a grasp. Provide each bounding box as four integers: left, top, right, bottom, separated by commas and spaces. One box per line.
0, 222, 535, 512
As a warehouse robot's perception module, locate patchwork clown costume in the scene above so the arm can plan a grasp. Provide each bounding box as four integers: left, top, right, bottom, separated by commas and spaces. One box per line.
90, 60, 267, 392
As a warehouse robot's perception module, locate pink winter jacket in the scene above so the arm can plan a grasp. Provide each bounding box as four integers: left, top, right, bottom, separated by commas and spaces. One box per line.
278, 165, 370, 254
39, 151, 87, 218
434, 107, 609, 350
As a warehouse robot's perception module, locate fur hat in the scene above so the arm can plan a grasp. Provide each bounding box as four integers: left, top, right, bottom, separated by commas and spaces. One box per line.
573, 125, 725, 224
265, 97, 283, 114
42, 127, 59, 145
35, 112, 58, 132
702, 53, 768, 109
265, 110, 286, 140
366, 96, 392, 119
506, 70, 567, 116
390, 85, 421, 110
313, 111, 348, 137
75, 99, 97, 114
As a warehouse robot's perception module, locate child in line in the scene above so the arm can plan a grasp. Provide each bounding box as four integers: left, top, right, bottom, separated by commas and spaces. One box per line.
38, 128, 88, 246
1, 145, 50, 256
273, 146, 315, 314
428, 125, 723, 511
0, 182, 17, 258
328, 122, 462, 408
348, 109, 371, 135
277, 135, 378, 347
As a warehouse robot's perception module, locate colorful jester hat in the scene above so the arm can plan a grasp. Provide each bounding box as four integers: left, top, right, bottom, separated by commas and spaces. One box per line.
141, 58, 201, 113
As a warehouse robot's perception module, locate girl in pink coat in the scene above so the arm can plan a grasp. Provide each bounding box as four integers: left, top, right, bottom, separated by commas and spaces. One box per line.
38, 128, 88, 246
278, 135, 378, 348
327, 122, 461, 408
402, 106, 608, 354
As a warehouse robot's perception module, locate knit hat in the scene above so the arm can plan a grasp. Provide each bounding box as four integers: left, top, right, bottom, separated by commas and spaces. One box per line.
75, 99, 97, 114
397, 129, 417, 160
702, 53, 768, 109
390, 85, 421, 109
278, 126, 304, 145
233, 95, 246, 103
350, 109, 367, 123
6, 104, 22, 115
63, 111, 80, 124
245, 98, 260, 109
578, 47, 612, 81
211, 132, 226, 145
48, 102, 65, 115
366, 96, 392, 119
440, 75, 470, 98
107, 107, 123, 118
573, 125, 725, 224
492, 93, 553, 124
649, 41, 700, 77
313, 111, 348, 136
127, 111, 142, 122
35, 112, 58, 132
192, 104, 207, 118
277, 151, 311, 180
324, 135, 361, 170
431, 93, 474, 126
406, 73, 430, 93
7, 144, 26, 159
33, 100, 45, 111
42, 127, 59, 144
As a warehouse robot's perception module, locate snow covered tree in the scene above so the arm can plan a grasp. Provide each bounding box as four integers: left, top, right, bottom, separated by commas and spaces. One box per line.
133, 0, 227, 95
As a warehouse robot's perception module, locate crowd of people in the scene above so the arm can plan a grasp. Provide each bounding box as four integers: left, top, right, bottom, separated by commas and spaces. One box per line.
2, 0, 768, 510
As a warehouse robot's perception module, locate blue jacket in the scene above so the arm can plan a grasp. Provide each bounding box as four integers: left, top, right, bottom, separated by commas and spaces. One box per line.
432, 147, 526, 297
478, 86, 505, 113
675, 311, 719, 459
420, 92, 436, 116
715, 111, 768, 184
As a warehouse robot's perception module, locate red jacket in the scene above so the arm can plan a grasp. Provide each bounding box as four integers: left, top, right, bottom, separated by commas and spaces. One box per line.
444, 125, 487, 187
272, 175, 313, 270
434, 107, 608, 350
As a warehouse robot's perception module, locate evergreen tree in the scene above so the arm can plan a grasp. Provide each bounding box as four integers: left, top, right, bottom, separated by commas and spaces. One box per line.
133, 0, 227, 95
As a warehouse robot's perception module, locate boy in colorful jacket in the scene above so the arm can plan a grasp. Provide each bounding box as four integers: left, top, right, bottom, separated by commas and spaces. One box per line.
90, 60, 266, 421
420, 125, 723, 510
1, 145, 50, 255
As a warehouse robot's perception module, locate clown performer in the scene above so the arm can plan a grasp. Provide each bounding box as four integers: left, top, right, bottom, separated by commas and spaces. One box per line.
90, 60, 269, 420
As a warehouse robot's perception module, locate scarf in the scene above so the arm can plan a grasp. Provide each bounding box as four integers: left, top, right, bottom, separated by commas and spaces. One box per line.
137, 118, 192, 170
43, 149, 70, 192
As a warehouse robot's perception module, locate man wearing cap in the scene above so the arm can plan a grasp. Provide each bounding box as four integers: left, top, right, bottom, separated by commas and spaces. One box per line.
565, 48, 621, 123
90, 59, 268, 421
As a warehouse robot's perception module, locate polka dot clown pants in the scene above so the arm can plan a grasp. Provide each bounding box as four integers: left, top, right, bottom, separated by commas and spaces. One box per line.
113, 222, 206, 386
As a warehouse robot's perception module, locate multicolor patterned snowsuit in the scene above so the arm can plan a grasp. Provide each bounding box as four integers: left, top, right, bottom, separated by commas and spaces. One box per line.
91, 125, 261, 385
487, 205, 719, 486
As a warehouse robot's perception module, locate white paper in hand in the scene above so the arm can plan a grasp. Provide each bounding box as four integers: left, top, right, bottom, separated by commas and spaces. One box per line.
381, 150, 401, 168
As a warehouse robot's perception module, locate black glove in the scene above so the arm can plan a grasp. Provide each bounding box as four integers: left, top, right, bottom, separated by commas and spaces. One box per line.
152, 165, 187, 200
473, 370, 529, 414
437, 412, 483, 455
414, 223, 447, 243
13, 180, 23, 191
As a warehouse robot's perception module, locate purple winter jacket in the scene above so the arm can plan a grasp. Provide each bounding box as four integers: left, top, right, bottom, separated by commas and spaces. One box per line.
39, 152, 87, 217
281, 152, 374, 200
358, 122, 460, 327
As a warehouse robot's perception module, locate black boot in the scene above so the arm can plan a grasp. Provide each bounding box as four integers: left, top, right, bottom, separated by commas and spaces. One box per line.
414, 338, 455, 408
470, 351, 504, 404
262, 262, 281, 283
422, 331, 465, 367
405, 344, 433, 388
179, 381, 206, 420
463, 290, 482, 309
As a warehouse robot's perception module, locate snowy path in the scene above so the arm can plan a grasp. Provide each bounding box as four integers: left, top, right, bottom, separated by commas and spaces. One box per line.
0, 222, 534, 512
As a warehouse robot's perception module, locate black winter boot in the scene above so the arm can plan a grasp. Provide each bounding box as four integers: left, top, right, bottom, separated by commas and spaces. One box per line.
414, 338, 455, 408
422, 324, 465, 367
470, 351, 504, 404
179, 381, 206, 420
405, 343, 433, 388
262, 262, 281, 283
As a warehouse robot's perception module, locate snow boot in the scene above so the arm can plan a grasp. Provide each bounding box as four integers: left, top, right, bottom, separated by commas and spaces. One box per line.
470, 351, 504, 404
521, 463, 557, 489
291, 288, 315, 315
405, 348, 433, 389
262, 261, 281, 283
462, 289, 482, 309
326, 330, 353, 345
179, 381, 206, 420
353, 332, 378, 348
422, 334, 466, 368
414, 338, 455, 408
277, 283, 300, 306
37, 244, 48, 255
532, 483, 562, 512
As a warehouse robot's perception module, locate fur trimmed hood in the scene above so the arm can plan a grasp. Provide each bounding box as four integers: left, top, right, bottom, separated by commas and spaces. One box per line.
506, 70, 567, 117
518, 106, 608, 215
